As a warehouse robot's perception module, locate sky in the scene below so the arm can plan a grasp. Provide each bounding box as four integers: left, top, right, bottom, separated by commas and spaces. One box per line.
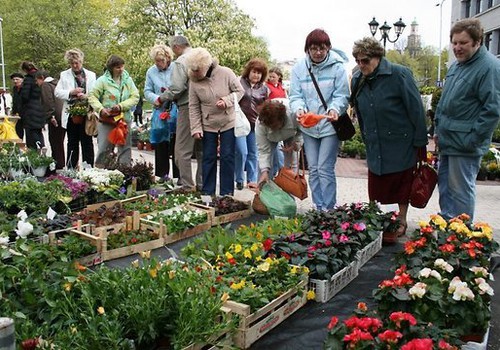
234, 0, 452, 65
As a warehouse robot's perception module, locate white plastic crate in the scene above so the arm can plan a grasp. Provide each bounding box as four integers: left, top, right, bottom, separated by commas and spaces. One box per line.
308, 261, 359, 303
356, 233, 383, 268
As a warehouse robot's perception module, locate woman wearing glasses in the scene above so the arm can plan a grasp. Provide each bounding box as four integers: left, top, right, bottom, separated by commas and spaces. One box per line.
289, 28, 350, 211
351, 37, 427, 243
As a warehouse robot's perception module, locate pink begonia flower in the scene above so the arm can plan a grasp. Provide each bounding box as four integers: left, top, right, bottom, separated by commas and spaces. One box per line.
322, 230, 331, 240
339, 234, 349, 243
289, 234, 296, 242
324, 240, 332, 247
353, 222, 366, 231
307, 245, 317, 252
341, 222, 350, 230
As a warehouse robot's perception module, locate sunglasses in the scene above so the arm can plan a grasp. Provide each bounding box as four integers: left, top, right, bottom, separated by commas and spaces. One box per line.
355, 57, 371, 65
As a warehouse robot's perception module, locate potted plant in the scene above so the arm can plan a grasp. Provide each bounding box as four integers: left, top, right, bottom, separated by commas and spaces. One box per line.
485, 161, 498, 181
66, 99, 89, 125
0, 142, 28, 178
137, 128, 151, 150
24, 149, 56, 177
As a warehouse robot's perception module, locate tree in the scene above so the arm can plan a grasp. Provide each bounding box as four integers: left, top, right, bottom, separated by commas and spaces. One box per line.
1, 0, 128, 77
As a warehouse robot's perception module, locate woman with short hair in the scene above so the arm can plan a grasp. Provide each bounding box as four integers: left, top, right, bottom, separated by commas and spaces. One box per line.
55, 48, 97, 168
88, 55, 139, 167
186, 48, 244, 196
235, 58, 269, 190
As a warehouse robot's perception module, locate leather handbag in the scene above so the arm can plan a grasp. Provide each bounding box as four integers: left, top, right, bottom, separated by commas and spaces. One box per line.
410, 161, 438, 208
85, 110, 99, 136
273, 150, 308, 200
252, 192, 269, 215
332, 111, 356, 141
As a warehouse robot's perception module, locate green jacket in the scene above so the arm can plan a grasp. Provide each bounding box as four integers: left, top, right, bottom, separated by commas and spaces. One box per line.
88, 70, 139, 122
436, 46, 500, 157
351, 58, 427, 175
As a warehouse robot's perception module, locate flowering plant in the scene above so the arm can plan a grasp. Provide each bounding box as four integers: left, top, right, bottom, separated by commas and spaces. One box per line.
67, 99, 89, 117
78, 168, 124, 193
123, 192, 200, 214
24, 148, 55, 169
0, 142, 29, 172
324, 303, 461, 349
45, 174, 89, 200
146, 206, 208, 234
265, 202, 390, 280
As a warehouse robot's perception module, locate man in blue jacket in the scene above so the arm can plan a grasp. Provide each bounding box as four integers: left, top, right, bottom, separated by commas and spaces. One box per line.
435, 18, 500, 221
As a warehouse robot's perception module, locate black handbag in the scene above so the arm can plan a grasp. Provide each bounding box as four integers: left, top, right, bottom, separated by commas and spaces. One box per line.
307, 65, 355, 141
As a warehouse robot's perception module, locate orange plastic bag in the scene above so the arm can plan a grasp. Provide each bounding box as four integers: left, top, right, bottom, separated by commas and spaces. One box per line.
108, 120, 128, 145
298, 112, 325, 128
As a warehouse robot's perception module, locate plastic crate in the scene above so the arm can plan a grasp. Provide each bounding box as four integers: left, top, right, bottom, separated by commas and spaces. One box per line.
308, 261, 359, 303
356, 233, 383, 268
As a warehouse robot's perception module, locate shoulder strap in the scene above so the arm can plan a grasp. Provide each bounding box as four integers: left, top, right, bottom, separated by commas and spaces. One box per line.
306, 64, 327, 110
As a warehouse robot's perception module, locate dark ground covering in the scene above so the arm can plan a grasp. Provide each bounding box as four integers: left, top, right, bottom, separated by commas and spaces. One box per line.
106, 214, 500, 350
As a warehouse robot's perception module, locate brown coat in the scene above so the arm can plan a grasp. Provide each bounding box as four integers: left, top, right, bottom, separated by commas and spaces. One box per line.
188, 62, 244, 135
40, 78, 64, 123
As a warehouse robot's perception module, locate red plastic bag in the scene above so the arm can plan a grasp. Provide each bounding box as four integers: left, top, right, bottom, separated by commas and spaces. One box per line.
298, 112, 325, 128
108, 120, 128, 145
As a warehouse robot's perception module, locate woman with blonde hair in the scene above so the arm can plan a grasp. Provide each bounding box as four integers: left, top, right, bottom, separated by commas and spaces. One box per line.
55, 48, 97, 168
187, 48, 244, 196
144, 44, 179, 180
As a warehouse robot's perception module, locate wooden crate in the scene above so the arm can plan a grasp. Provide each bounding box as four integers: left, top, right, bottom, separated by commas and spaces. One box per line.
211, 200, 252, 226
224, 278, 308, 349
48, 222, 103, 266
93, 212, 165, 262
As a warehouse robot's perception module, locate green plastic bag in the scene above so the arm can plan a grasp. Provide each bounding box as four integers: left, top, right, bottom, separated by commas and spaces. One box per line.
259, 181, 297, 218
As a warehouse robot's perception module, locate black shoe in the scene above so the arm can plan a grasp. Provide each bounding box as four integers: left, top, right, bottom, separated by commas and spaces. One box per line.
236, 182, 243, 190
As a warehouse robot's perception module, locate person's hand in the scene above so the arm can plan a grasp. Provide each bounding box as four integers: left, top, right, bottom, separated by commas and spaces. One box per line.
110, 104, 121, 114
193, 132, 203, 139
258, 171, 270, 188
216, 99, 226, 109
50, 116, 58, 127
280, 143, 294, 153
153, 98, 162, 108
296, 109, 305, 119
71, 87, 83, 96
100, 108, 112, 118
326, 109, 339, 122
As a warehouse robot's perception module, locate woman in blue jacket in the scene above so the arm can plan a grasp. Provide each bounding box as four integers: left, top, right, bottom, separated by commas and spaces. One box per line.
351, 37, 427, 241
289, 29, 350, 211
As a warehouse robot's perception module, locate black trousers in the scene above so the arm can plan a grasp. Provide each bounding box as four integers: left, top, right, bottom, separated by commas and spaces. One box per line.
66, 117, 94, 169
154, 136, 179, 178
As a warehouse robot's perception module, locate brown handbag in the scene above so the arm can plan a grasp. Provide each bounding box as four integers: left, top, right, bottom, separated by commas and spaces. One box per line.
273, 149, 308, 200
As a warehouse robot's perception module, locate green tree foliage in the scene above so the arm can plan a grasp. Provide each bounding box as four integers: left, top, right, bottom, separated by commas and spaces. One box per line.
1, 0, 128, 76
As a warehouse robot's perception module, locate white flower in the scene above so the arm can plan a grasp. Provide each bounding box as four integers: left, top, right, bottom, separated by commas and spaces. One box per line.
15, 220, 33, 239
49, 162, 56, 171
434, 258, 454, 273
452, 283, 475, 301
17, 210, 28, 222
475, 278, 494, 296
448, 276, 463, 293
469, 266, 489, 278
419, 268, 441, 280
409, 282, 427, 298
430, 270, 442, 281
0, 235, 10, 246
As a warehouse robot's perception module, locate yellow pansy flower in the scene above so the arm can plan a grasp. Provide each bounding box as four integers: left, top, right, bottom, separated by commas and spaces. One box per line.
250, 243, 260, 252
234, 244, 242, 253
149, 268, 158, 278
131, 259, 139, 268
306, 290, 316, 300
230, 279, 246, 290
244, 249, 252, 259
221, 292, 229, 302
290, 266, 298, 275
255, 256, 262, 261
97, 306, 105, 315
256, 232, 263, 241
225, 252, 234, 260
63, 282, 72, 292
140, 250, 151, 259
169, 270, 176, 279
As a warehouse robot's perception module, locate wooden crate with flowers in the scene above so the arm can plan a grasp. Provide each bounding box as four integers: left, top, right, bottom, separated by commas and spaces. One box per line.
224, 272, 308, 349
48, 221, 103, 266
122, 191, 202, 218
194, 196, 252, 226
142, 203, 213, 245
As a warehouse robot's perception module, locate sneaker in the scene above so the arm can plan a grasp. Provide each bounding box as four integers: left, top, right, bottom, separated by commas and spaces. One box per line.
236, 182, 243, 190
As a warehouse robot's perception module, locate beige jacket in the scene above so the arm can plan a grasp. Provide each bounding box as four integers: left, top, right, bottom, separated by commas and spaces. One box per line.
188, 62, 244, 135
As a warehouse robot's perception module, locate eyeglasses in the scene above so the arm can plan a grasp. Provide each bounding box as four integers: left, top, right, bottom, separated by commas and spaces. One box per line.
309, 46, 328, 53
355, 57, 371, 65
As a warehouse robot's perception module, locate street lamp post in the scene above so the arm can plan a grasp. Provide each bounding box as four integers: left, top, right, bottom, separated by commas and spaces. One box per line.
0, 17, 5, 90
436, 0, 446, 87
368, 17, 406, 54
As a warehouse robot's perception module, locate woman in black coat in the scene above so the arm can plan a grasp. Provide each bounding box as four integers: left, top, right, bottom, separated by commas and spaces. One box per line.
20, 61, 46, 149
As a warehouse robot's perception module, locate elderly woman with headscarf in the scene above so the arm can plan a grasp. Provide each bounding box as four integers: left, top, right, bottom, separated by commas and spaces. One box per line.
88, 55, 139, 167
186, 48, 244, 196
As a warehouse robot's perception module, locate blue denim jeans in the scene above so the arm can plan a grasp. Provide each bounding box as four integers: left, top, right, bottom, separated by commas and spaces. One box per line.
202, 129, 235, 196
271, 141, 285, 176
302, 133, 339, 210
438, 155, 481, 221
235, 130, 258, 184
